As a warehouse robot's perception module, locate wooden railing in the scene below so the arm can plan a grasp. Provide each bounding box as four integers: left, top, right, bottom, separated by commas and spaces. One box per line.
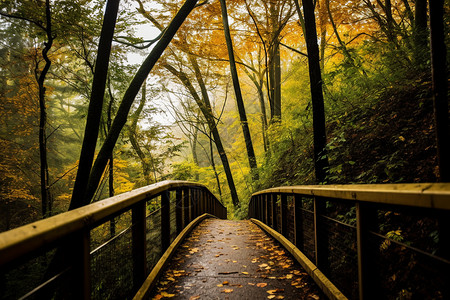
248, 183, 450, 300
0, 180, 226, 300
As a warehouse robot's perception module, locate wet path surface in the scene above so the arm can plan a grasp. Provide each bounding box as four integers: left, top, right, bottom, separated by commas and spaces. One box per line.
151, 219, 325, 299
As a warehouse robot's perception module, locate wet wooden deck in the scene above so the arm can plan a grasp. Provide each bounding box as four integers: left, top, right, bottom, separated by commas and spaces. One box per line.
150, 219, 324, 299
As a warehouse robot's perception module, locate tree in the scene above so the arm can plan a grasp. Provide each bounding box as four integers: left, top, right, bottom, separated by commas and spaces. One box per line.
163, 60, 240, 207
429, 0, 449, 183
244, 0, 296, 122
69, 0, 121, 210
219, 0, 258, 181
75, 0, 203, 208
1, 0, 55, 217
300, 0, 330, 183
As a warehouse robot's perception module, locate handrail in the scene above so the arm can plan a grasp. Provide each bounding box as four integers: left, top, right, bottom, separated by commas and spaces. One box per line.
0, 180, 227, 299
252, 183, 450, 210
248, 183, 450, 300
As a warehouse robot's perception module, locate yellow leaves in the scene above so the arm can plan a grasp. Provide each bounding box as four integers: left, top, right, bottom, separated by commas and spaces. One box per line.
267, 289, 284, 295
241, 271, 249, 275
189, 248, 199, 254
222, 289, 233, 293
153, 291, 176, 299
160, 292, 175, 298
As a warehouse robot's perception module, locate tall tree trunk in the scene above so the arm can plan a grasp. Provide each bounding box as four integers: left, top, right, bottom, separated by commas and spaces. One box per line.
429, 0, 449, 182
192, 126, 200, 181
210, 131, 222, 200
301, 0, 330, 183
268, 1, 282, 122
219, 0, 258, 181
241, 60, 269, 152
163, 62, 240, 208
414, 0, 428, 65
106, 89, 115, 237
70, 0, 120, 210
129, 82, 152, 185
80, 0, 200, 206
37, 0, 54, 218
318, 0, 327, 71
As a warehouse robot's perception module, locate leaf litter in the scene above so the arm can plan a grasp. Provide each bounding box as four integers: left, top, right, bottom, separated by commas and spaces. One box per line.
150, 219, 324, 299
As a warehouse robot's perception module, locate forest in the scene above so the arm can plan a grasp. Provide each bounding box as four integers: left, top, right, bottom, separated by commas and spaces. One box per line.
0, 0, 448, 231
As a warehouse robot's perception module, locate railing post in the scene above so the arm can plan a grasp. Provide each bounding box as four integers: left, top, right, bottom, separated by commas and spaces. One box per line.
314, 196, 328, 273
200, 189, 205, 215
280, 194, 288, 236
70, 230, 90, 300
259, 195, 264, 222
294, 194, 304, 251
194, 189, 199, 218
356, 202, 378, 300
271, 194, 278, 230
161, 190, 170, 252
176, 188, 183, 234
132, 202, 147, 292
264, 194, 269, 225
208, 193, 212, 214
183, 188, 189, 226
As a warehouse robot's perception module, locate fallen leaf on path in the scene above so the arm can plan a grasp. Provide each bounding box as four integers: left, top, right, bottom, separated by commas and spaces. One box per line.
189, 296, 200, 300
222, 289, 233, 293
257, 283, 268, 288
222, 281, 229, 285
241, 271, 249, 275
267, 289, 284, 295
160, 291, 176, 297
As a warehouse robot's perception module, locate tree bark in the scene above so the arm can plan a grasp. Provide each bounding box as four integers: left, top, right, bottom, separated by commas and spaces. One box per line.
37, 0, 54, 218
219, 0, 258, 181
301, 0, 330, 183
80, 0, 200, 206
129, 82, 152, 185
70, 0, 120, 210
429, 0, 450, 182
414, 0, 428, 65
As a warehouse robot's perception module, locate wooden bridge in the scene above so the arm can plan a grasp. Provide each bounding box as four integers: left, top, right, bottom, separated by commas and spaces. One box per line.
1, 181, 449, 299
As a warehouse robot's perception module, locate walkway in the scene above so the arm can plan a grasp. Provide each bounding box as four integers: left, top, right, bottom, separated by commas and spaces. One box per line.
150, 219, 324, 299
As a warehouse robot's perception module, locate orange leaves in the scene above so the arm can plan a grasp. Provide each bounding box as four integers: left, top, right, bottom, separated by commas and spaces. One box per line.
257, 282, 268, 288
